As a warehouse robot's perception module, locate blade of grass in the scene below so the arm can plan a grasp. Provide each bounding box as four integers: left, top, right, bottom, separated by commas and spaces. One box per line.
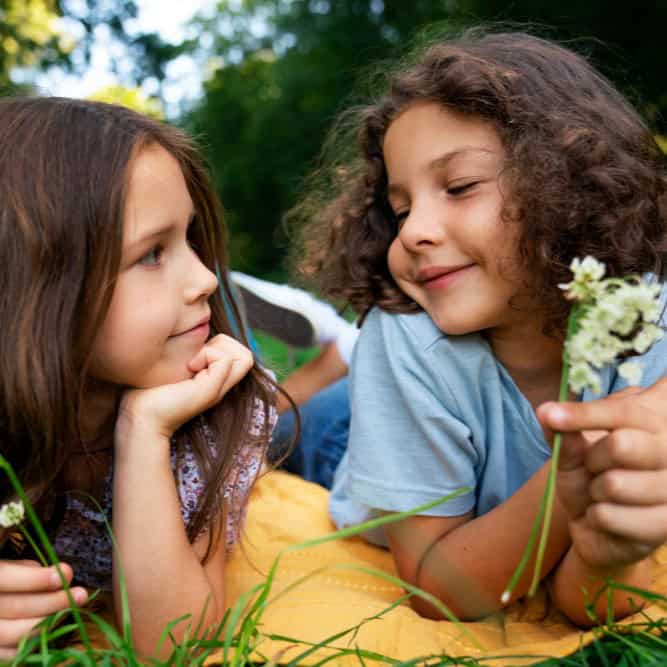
286, 489, 470, 554
221, 583, 264, 666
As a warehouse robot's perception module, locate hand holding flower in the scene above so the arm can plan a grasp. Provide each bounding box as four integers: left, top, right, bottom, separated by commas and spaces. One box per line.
503, 257, 665, 601
540, 379, 667, 570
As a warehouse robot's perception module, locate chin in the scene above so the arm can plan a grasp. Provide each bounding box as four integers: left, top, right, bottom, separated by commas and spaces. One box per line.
134, 365, 194, 388
430, 314, 479, 337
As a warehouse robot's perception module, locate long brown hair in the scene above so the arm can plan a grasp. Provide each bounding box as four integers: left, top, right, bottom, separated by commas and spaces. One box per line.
292, 30, 667, 334
0, 96, 275, 556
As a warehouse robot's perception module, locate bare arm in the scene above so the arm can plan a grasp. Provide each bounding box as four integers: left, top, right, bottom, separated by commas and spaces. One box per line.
112, 431, 226, 656
385, 462, 572, 620
113, 334, 254, 657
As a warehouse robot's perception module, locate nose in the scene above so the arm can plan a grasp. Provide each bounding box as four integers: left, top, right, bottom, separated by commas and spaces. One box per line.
184, 252, 218, 304
396, 199, 447, 252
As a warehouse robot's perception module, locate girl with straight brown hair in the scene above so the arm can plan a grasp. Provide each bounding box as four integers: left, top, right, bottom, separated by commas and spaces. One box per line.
0, 97, 277, 658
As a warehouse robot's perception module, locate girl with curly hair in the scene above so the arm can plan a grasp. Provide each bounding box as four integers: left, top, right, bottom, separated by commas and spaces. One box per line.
0, 97, 278, 658
293, 30, 667, 625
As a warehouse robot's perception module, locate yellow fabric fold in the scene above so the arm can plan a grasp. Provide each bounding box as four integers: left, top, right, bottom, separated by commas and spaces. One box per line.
210, 470, 667, 666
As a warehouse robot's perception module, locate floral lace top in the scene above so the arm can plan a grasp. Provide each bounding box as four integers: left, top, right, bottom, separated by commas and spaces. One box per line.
52, 401, 274, 591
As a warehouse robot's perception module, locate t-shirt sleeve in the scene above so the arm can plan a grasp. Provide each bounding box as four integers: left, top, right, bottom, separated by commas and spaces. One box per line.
344, 310, 479, 518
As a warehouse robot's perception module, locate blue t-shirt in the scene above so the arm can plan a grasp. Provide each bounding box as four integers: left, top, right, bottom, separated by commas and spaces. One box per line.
330, 299, 667, 547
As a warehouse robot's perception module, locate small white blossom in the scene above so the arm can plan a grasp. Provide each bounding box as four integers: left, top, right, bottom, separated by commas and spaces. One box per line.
0, 500, 25, 528
559, 257, 606, 301
569, 361, 602, 395
571, 256, 606, 283
618, 361, 643, 386
632, 324, 664, 354
559, 256, 664, 394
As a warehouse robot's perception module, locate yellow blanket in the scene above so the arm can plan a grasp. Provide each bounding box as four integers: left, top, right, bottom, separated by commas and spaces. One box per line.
215, 470, 667, 666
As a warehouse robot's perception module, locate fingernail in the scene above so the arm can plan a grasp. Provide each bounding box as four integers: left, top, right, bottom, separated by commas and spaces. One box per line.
547, 405, 568, 425
73, 588, 88, 604
50, 569, 63, 587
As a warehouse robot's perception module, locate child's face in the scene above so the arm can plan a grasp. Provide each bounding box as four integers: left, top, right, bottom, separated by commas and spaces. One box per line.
385, 102, 531, 337
89, 144, 218, 389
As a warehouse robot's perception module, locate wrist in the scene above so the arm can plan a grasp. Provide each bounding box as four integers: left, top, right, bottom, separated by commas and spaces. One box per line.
114, 415, 172, 465
553, 546, 651, 625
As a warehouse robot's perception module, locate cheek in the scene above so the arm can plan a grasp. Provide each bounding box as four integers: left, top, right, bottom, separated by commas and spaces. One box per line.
387, 238, 406, 282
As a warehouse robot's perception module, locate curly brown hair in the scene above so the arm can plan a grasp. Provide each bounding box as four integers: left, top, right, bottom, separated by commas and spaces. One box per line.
291, 29, 667, 335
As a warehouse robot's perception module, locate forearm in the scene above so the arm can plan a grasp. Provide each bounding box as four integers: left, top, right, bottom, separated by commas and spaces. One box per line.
414, 465, 571, 619
112, 435, 221, 656
551, 547, 651, 626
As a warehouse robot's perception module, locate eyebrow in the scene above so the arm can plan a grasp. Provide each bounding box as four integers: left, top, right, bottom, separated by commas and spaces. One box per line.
126, 210, 196, 249
386, 147, 498, 196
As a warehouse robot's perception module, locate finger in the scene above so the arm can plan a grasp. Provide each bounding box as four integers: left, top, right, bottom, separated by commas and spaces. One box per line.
188, 335, 250, 374
590, 469, 667, 506
0, 562, 72, 593
13, 560, 42, 568
219, 353, 254, 393
0, 587, 87, 620
586, 502, 667, 544
555, 430, 591, 472
585, 430, 667, 474
0, 646, 17, 659
569, 518, 655, 567
0, 616, 46, 648
191, 358, 235, 405
555, 431, 595, 518
537, 391, 665, 435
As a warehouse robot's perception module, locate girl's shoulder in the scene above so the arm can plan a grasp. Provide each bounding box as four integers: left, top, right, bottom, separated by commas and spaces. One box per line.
360, 307, 491, 363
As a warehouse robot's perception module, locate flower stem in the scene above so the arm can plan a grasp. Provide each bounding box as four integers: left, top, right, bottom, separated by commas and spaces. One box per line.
528, 307, 577, 596
19, 525, 48, 567
503, 305, 578, 602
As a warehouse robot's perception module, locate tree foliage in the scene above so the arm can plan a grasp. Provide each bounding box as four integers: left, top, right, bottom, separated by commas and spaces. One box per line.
0, 0, 183, 96
185, 0, 667, 276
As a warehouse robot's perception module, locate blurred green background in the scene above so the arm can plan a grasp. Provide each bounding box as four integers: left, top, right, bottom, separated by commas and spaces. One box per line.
2, 0, 666, 282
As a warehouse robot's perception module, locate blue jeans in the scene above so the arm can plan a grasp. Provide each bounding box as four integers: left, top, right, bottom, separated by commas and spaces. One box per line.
270, 378, 350, 489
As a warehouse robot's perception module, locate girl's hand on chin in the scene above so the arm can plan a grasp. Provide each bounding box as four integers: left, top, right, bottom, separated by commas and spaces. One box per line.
117, 334, 254, 442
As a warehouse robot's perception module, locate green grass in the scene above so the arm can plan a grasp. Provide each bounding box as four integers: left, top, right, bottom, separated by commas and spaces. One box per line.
4, 416, 667, 665
251, 331, 319, 382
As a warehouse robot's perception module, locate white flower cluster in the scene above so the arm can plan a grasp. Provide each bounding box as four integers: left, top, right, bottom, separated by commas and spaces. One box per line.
560, 257, 664, 394
0, 500, 25, 528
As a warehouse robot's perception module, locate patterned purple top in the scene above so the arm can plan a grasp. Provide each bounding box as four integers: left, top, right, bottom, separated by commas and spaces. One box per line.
53, 402, 274, 591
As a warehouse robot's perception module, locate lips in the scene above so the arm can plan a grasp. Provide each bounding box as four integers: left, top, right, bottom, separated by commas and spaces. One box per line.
416, 264, 473, 285
172, 314, 211, 337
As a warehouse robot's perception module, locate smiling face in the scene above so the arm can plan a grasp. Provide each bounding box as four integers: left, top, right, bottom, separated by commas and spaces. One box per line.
89, 144, 218, 389
385, 102, 534, 337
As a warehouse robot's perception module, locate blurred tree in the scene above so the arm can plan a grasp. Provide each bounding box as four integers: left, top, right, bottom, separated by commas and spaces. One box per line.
0, 0, 70, 94
187, 0, 665, 276
187, 0, 458, 275
0, 0, 183, 99
88, 84, 164, 118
